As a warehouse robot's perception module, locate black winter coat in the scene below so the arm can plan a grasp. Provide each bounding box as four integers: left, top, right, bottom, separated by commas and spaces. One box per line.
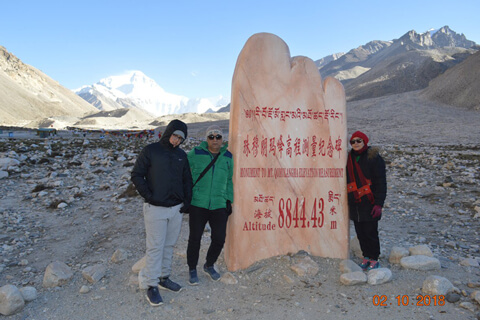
131, 120, 193, 207
347, 147, 387, 222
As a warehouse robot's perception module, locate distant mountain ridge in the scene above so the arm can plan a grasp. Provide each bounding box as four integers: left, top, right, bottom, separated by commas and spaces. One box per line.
314, 52, 345, 69
1, 25, 478, 127
75, 71, 229, 117
0, 46, 98, 125
317, 25, 478, 101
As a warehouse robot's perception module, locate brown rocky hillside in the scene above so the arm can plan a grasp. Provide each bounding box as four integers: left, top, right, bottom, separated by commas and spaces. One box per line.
421, 50, 480, 110
0, 46, 98, 125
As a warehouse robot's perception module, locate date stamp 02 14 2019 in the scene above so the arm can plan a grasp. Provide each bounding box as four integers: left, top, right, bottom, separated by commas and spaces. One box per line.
372, 295, 446, 307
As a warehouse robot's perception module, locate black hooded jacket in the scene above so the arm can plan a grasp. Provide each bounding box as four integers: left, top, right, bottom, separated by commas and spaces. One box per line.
131, 120, 193, 207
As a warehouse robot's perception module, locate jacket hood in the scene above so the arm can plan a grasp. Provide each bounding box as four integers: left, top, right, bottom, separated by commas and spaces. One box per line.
160, 119, 188, 147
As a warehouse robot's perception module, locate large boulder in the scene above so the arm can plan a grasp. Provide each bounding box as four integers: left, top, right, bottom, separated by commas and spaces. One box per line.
0, 285, 25, 316
400, 255, 441, 270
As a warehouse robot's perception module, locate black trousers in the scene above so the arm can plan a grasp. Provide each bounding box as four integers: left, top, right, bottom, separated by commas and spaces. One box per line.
187, 205, 228, 270
353, 220, 380, 260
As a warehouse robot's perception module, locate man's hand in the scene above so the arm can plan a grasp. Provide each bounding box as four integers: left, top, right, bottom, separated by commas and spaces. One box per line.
226, 200, 232, 215
180, 205, 190, 214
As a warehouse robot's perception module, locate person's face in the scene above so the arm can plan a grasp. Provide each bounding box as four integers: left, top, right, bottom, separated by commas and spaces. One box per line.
207, 134, 223, 152
350, 137, 364, 151
169, 133, 184, 147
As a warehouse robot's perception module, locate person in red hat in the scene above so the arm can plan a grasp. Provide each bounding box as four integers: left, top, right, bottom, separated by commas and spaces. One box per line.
346, 131, 387, 270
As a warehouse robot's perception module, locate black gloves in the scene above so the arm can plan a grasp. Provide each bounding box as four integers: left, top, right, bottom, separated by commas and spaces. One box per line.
226, 200, 232, 216
180, 204, 190, 214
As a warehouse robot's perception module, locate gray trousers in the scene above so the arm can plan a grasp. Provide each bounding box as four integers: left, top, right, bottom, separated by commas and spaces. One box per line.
138, 203, 183, 289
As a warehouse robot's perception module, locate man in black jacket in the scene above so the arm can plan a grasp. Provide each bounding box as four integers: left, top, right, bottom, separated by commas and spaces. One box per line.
131, 119, 193, 306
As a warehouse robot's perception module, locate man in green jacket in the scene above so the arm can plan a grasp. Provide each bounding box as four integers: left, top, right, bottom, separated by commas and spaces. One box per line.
186, 125, 233, 285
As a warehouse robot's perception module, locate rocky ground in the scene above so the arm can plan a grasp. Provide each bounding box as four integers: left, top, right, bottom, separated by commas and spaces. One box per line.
0, 91, 480, 320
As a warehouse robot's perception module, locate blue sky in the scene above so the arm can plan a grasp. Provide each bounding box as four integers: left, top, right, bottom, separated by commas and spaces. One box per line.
1, 0, 478, 99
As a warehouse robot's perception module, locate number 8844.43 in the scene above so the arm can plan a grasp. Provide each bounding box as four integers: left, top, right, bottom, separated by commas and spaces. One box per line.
278, 197, 325, 229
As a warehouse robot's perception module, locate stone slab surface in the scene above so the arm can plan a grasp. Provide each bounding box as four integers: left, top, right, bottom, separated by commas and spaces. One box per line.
225, 33, 348, 271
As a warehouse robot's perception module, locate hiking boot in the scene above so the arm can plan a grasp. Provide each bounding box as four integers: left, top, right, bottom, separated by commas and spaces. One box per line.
203, 264, 220, 281
188, 269, 199, 286
367, 260, 380, 271
146, 286, 163, 306
158, 277, 183, 293
359, 257, 370, 271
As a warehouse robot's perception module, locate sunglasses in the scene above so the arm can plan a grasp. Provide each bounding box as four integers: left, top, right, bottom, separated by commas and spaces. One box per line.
208, 135, 223, 140
350, 139, 363, 145
172, 134, 184, 141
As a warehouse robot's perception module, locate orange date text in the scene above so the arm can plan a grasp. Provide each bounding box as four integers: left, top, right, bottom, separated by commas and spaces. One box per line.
372, 295, 445, 306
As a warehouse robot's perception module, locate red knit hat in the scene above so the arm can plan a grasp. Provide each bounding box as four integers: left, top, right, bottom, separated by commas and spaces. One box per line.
350, 131, 369, 145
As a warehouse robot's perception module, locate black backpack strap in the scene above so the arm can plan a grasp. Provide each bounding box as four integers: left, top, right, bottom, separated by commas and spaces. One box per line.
193, 153, 220, 187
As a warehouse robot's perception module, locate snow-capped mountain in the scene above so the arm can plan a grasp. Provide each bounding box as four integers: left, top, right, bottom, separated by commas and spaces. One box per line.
75, 71, 229, 117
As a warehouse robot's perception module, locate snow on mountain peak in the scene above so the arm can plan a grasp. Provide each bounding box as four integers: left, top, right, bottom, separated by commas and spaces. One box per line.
98, 70, 165, 95
75, 70, 228, 117
427, 28, 439, 36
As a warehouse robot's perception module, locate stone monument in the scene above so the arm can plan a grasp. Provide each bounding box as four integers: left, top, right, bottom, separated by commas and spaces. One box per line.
225, 33, 348, 271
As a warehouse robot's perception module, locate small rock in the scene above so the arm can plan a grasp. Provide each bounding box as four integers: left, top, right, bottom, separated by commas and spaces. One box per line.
389, 246, 409, 264
111, 248, 128, 263
422, 275, 454, 295
19, 286, 37, 302
290, 256, 319, 277
43, 261, 74, 288
18, 259, 29, 266
220, 272, 238, 285
471, 290, 480, 304
367, 268, 392, 285
57, 202, 68, 209
459, 301, 476, 312
339, 259, 362, 274
82, 264, 107, 284
79, 285, 90, 294
0, 171, 8, 179
446, 241, 457, 249
460, 258, 479, 267
339, 271, 367, 286
409, 244, 433, 257
445, 291, 461, 303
